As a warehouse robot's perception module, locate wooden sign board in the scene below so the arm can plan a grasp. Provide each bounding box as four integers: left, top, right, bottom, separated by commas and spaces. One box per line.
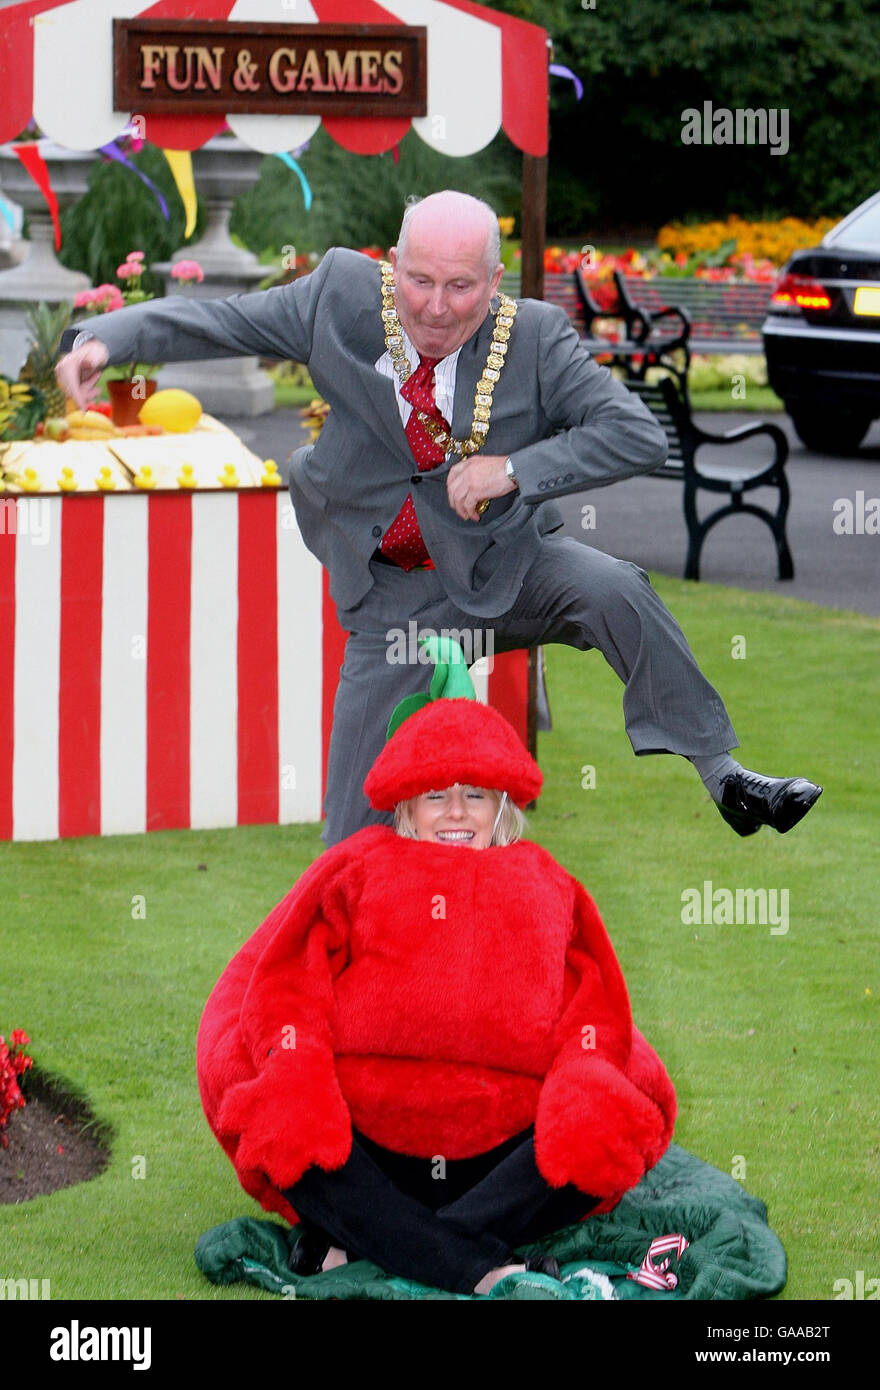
113, 18, 427, 117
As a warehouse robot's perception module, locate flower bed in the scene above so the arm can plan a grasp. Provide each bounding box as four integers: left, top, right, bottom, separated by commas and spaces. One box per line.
541, 216, 837, 326
656, 215, 836, 269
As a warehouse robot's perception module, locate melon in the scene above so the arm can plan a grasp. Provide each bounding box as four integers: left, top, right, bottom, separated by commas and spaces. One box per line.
139, 389, 202, 433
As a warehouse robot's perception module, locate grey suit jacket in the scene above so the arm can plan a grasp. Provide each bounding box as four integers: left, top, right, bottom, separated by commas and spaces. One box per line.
63, 248, 668, 618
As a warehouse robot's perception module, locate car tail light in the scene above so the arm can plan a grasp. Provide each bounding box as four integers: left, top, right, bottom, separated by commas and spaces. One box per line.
770, 273, 832, 312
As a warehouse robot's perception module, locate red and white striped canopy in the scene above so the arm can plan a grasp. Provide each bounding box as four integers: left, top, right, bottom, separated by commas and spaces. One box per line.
0, 0, 548, 157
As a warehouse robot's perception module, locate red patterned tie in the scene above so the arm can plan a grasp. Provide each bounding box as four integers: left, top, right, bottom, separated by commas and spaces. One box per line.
379, 355, 450, 571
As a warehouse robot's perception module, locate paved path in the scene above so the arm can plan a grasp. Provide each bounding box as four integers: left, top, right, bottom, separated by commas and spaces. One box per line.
218, 407, 880, 618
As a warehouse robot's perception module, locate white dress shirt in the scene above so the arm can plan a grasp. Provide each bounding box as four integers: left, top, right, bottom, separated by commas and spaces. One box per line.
375, 327, 462, 446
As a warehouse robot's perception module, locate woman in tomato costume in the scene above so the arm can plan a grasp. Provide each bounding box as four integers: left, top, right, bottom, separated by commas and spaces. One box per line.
196, 640, 676, 1298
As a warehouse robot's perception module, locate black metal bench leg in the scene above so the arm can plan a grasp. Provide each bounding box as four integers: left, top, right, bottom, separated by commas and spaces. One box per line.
773, 469, 794, 580
683, 478, 702, 581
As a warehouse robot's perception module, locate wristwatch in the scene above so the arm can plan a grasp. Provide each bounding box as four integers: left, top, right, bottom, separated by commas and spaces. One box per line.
504, 456, 517, 486
72, 330, 96, 350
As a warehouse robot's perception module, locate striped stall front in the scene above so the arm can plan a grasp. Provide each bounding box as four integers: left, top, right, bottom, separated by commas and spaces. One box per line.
0, 490, 528, 843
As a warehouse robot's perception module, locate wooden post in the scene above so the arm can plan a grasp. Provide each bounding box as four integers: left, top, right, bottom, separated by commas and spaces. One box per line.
520, 152, 547, 301
519, 152, 547, 760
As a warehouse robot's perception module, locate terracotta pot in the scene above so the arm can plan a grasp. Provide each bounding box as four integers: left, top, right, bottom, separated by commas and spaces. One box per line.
107, 378, 157, 427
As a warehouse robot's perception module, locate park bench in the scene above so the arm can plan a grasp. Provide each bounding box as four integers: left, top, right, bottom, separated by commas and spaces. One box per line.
622, 374, 794, 582
504, 270, 774, 396
501, 273, 793, 581
613, 273, 772, 357
501, 269, 670, 371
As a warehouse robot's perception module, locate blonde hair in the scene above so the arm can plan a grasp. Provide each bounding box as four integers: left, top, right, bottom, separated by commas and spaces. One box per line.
394, 787, 526, 846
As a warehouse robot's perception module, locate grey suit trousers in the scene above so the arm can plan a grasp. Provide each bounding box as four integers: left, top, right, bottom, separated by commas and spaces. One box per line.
322, 533, 737, 846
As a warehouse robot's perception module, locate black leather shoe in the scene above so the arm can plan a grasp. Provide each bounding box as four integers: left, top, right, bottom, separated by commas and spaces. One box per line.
524, 1253, 562, 1281
287, 1222, 332, 1276
716, 770, 823, 836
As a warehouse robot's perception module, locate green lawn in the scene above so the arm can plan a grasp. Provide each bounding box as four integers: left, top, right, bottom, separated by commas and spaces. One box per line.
689, 385, 783, 413
1, 577, 876, 1301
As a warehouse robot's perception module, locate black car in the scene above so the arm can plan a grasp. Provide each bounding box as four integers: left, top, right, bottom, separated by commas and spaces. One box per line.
762, 191, 880, 453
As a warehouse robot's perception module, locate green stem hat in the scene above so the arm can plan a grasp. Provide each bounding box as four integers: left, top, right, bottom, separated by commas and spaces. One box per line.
363, 635, 542, 811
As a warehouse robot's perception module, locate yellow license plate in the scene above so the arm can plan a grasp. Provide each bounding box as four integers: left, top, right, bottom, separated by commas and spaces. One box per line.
853, 286, 880, 316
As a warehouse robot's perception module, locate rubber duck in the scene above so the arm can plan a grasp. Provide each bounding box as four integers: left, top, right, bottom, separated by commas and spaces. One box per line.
134, 465, 156, 491
218, 463, 239, 489
21, 467, 42, 493
260, 459, 282, 488
96, 466, 117, 492
58, 466, 78, 492
178, 463, 198, 489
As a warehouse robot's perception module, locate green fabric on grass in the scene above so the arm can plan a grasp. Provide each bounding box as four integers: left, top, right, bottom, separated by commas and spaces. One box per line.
194, 1143, 786, 1301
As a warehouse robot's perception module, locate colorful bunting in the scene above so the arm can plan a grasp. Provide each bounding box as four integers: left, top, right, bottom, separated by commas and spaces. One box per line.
549, 63, 584, 102
99, 141, 170, 222
274, 152, 313, 213
11, 142, 62, 249
161, 150, 197, 238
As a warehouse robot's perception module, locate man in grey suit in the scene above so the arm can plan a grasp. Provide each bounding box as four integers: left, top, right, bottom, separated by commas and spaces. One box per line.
57, 191, 820, 846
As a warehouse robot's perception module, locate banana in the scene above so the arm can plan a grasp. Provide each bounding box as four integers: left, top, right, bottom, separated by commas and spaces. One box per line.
67, 410, 116, 433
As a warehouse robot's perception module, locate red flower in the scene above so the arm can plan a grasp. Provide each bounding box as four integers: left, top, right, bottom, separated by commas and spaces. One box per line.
0, 1028, 33, 1143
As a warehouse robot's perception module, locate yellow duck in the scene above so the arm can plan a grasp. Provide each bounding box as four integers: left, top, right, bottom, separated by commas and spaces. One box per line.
178, 463, 198, 489
96, 466, 117, 492
134, 465, 157, 491
21, 467, 42, 493
58, 466, 78, 492
260, 459, 282, 488
218, 463, 239, 489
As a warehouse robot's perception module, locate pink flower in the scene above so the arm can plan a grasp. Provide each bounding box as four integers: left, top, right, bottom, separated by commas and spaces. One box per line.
117, 260, 143, 280
93, 284, 125, 312
170, 259, 205, 285
127, 251, 145, 261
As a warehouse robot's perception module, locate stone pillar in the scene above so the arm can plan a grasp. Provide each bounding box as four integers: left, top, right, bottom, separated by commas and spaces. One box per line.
154, 137, 277, 417
0, 144, 92, 377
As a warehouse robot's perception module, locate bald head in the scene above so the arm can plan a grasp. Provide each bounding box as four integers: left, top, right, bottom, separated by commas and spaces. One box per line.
395, 192, 501, 282
388, 191, 505, 359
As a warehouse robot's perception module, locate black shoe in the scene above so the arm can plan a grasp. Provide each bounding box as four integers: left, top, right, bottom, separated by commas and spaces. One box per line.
287, 1222, 332, 1276
524, 1253, 562, 1281
716, 770, 823, 836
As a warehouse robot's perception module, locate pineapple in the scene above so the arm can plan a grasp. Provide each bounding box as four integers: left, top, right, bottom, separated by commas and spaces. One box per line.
18, 300, 74, 419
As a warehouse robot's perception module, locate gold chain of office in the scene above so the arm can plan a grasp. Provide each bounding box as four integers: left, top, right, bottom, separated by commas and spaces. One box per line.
379, 260, 517, 459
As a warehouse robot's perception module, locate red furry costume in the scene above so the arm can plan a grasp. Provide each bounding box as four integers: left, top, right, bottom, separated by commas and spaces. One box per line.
197, 699, 677, 1228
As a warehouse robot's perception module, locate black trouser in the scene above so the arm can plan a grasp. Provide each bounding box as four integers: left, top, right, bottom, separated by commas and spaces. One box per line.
283, 1127, 600, 1295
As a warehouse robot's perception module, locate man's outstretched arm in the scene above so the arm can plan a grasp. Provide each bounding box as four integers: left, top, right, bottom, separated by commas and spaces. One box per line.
55, 248, 342, 410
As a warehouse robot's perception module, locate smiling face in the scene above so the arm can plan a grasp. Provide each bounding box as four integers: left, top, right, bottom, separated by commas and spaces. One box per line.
411, 784, 501, 849
389, 199, 503, 360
